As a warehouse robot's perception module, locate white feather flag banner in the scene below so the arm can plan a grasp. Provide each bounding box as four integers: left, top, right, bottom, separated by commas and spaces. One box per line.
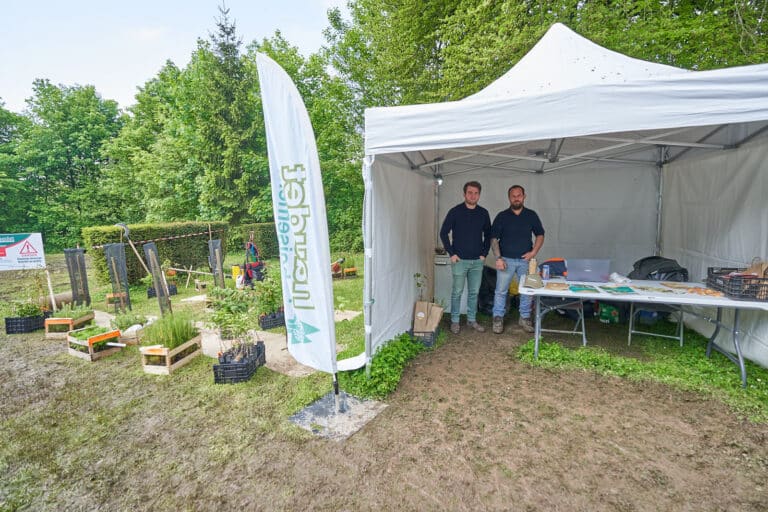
256, 53, 337, 374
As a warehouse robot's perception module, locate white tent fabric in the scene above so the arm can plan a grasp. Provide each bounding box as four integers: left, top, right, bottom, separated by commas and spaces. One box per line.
362, 23, 768, 366
662, 136, 768, 360
467, 23, 686, 100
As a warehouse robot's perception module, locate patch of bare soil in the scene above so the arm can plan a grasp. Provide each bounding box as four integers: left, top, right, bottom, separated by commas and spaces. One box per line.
2, 316, 768, 511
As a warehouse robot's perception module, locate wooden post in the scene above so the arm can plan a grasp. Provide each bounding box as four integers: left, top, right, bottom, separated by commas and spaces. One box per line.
185, 265, 193, 288
44, 267, 57, 312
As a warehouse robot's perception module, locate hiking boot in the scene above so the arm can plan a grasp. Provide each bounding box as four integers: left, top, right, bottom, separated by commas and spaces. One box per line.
450, 322, 460, 334
492, 316, 504, 334
519, 317, 534, 333
468, 321, 485, 333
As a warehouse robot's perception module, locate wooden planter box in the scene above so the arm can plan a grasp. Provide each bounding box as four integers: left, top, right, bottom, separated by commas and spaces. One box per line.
139, 335, 201, 375
45, 312, 95, 339
67, 328, 123, 362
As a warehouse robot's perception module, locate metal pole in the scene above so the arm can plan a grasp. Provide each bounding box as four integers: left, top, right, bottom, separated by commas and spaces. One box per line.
333, 373, 341, 414
362, 156, 374, 379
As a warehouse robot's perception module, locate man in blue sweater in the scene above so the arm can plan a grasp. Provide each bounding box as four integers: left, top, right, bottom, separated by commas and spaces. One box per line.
440, 181, 492, 334
491, 185, 545, 334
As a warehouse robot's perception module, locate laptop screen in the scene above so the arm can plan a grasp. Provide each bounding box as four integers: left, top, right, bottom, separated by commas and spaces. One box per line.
566, 259, 611, 282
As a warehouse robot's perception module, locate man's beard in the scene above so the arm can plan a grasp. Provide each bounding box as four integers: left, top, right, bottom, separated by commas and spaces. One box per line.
511, 201, 523, 210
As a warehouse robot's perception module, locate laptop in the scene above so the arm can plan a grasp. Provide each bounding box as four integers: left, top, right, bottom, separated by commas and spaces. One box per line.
566, 259, 611, 282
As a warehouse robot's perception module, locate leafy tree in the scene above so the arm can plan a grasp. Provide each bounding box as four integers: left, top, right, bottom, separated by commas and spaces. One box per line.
328, 0, 768, 103
0, 102, 31, 232
12, 82, 124, 249
185, 5, 263, 225
250, 33, 364, 250
101, 61, 201, 223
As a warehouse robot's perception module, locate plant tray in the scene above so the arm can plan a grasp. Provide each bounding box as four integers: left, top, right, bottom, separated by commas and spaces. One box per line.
67, 328, 123, 361
258, 312, 285, 330
213, 342, 266, 384
147, 284, 178, 298
139, 335, 201, 375
4, 315, 46, 334
707, 267, 768, 301
410, 327, 439, 348
44, 312, 95, 339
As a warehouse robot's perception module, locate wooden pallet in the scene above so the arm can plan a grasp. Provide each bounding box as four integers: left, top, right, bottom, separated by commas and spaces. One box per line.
45, 313, 95, 339
139, 335, 202, 375
66, 328, 122, 362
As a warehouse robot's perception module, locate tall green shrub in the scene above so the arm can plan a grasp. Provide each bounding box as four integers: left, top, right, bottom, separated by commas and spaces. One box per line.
82, 221, 228, 284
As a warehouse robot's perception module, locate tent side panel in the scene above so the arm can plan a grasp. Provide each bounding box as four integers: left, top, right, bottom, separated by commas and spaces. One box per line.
370, 158, 436, 353
438, 164, 657, 277
662, 136, 768, 367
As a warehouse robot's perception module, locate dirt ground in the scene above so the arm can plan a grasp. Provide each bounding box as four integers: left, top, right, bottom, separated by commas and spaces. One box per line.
2, 317, 768, 511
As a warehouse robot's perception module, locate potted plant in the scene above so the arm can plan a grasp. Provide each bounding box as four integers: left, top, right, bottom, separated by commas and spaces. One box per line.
256, 267, 285, 330
111, 312, 149, 345
67, 325, 123, 361
139, 312, 200, 375
4, 301, 48, 334
44, 303, 95, 339
209, 288, 265, 384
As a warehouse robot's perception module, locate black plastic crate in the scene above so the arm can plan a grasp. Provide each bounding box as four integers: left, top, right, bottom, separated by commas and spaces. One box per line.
707, 267, 768, 301
213, 341, 266, 384
147, 284, 178, 298
4, 314, 46, 334
259, 312, 285, 330
411, 327, 439, 348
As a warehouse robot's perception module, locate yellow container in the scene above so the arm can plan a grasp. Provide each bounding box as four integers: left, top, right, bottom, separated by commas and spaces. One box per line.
508, 276, 519, 295
231, 265, 241, 280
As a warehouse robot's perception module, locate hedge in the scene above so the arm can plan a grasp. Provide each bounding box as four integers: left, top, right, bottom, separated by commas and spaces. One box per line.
228, 223, 278, 260
82, 221, 228, 285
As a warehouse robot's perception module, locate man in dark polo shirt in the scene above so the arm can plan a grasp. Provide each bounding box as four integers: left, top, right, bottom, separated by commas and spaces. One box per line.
440, 181, 492, 334
490, 185, 545, 334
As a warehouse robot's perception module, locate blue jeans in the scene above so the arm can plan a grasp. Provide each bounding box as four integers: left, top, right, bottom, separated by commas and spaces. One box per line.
451, 258, 484, 323
493, 258, 532, 319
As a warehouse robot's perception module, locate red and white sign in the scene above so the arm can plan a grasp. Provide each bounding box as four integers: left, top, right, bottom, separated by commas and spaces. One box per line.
0, 233, 47, 271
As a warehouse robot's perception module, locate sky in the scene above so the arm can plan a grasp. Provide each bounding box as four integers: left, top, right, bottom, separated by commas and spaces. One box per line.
0, 0, 347, 113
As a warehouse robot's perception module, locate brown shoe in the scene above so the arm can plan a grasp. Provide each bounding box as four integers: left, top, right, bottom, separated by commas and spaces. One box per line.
519, 317, 534, 333
450, 322, 460, 334
492, 316, 503, 334
468, 321, 485, 333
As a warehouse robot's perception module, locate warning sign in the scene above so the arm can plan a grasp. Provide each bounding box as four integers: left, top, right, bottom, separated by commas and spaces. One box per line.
19, 241, 39, 256
0, 233, 47, 271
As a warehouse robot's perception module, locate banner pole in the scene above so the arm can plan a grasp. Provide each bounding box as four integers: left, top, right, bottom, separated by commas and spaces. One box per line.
45, 267, 57, 312
333, 373, 340, 414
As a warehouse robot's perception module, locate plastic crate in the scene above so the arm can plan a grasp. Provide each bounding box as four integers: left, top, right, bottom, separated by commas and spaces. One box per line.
213, 341, 265, 384
4, 313, 48, 334
411, 327, 439, 348
707, 267, 768, 301
258, 312, 285, 330
147, 284, 178, 298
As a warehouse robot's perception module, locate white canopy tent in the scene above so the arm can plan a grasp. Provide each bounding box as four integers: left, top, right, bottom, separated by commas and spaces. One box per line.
361, 23, 768, 368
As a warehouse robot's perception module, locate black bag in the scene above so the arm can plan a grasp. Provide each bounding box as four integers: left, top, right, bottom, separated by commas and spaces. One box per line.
628, 256, 689, 282
477, 266, 518, 316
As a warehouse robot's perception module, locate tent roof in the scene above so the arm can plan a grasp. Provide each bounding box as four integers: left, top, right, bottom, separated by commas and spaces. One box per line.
364, 23, 768, 174
468, 23, 686, 100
